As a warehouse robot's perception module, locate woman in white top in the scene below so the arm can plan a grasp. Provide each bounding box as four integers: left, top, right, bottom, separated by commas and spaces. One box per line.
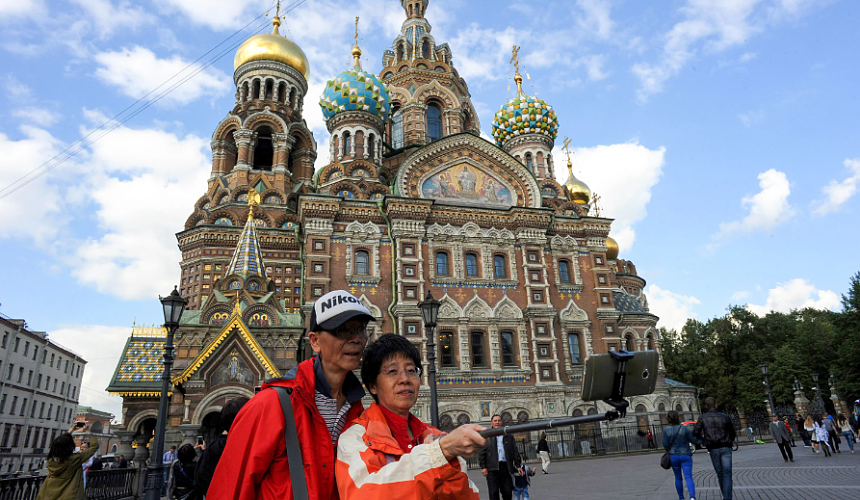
813, 415, 832, 457
804, 415, 816, 452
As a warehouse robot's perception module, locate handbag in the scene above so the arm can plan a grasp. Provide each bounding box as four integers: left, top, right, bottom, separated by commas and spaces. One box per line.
661, 425, 681, 470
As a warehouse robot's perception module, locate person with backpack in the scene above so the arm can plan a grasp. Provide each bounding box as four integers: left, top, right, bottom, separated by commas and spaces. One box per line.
194, 398, 249, 497
167, 443, 198, 500
664, 411, 698, 500
207, 290, 373, 500
693, 398, 735, 500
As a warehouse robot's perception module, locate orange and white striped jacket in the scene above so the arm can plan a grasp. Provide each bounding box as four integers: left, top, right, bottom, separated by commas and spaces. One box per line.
336, 403, 480, 500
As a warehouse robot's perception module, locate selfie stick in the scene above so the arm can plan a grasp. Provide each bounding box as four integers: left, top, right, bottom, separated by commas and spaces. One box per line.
479, 350, 634, 438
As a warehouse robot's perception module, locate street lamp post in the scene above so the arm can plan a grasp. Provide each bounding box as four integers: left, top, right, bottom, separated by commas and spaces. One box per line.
144, 287, 187, 500
811, 372, 825, 415
419, 291, 441, 428
760, 363, 776, 417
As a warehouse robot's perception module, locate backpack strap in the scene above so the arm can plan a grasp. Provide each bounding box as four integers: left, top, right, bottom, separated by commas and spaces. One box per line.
273, 386, 310, 500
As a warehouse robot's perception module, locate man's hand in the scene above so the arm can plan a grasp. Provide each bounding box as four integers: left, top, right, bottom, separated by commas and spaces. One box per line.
439, 424, 487, 460
517, 468, 524, 476
482, 468, 488, 477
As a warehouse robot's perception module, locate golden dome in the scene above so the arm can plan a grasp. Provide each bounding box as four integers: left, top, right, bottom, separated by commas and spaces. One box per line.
234, 15, 310, 80
606, 236, 619, 261
563, 161, 591, 204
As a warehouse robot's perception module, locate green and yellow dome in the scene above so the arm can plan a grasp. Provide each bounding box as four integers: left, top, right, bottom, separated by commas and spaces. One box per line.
492, 75, 558, 147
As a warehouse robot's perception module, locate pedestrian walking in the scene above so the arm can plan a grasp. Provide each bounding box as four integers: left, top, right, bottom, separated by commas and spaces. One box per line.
795, 413, 811, 447
804, 416, 817, 453
837, 414, 855, 454
162, 445, 177, 496
167, 443, 198, 500
36, 422, 99, 500
693, 397, 735, 500
335, 334, 483, 500
813, 416, 832, 457
537, 432, 551, 473
194, 397, 249, 497
647, 428, 657, 449
116, 455, 128, 468
664, 411, 698, 500
208, 290, 373, 500
769, 415, 794, 462
783, 418, 797, 447
824, 412, 841, 453
479, 414, 523, 500
513, 463, 536, 500
745, 425, 754, 442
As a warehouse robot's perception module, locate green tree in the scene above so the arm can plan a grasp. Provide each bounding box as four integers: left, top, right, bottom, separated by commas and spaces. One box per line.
833, 272, 860, 403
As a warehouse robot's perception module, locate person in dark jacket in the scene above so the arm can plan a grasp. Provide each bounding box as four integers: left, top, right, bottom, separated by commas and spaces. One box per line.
512, 462, 536, 500
478, 415, 523, 500
194, 397, 249, 498
664, 411, 698, 500
116, 455, 128, 468
537, 433, 551, 473
167, 443, 197, 500
693, 397, 735, 500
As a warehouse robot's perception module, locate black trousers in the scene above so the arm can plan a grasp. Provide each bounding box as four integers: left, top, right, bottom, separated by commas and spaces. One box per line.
777, 439, 794, 461
486, 462, 514, 500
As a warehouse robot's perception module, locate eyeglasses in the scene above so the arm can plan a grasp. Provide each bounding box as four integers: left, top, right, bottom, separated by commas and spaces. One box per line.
328, 325, 368, 340
381, 366, 422, 379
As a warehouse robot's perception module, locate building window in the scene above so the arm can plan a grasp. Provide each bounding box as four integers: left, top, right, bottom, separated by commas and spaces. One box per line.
535, 323, 549, 336
600, 293, 610, 305
391, 108, 404, 149
558, 260, 572, 283
354, 250, 370, 275
525, 153, 534, 171
17, 367, 23, 383
538, 344, 551, 358
435, 252, 450, 276
465, 252, 479, 277
427, 103, 443, 142
500, 331, 516, 366
402, 243, 416, 256
32, 347, 37, 361
404, 321, 419, 336
14, 338, 20, 352
533, 291, 544, 303
470, 332, 485, 367
403, 264, 416, 277
23, 341, 29, 356
6, 364, 12, 380
605, 323, 615, 335
493, 255, 507, 278
597, 274, 608, 285
568, 333, 582, 364
540, 365, 554, 381
440, 331, 455, 367
342, 132, 351, 154
1, 332, 6, 348
647, 335, 655, 350
625, 334, 635, 351
594, 254, 604, 266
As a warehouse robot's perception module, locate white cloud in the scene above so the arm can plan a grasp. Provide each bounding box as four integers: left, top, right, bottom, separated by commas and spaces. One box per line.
13, 106, 61, 127
0, 126, 69, 244
0, 0, 44, 19
713, 168, 794, 238
730, 290, 750, 302
745, 278, 839, 315
577, 54, 609, 81
577, 0, 615, 39
94, 46, 231, 106
49, 324, 130, 420
447, 24, 524, 82
3, 75, 33, 100
813, 158, 860, 216
647, 284, 700, 332
71, 0, 155, 38
739, 51, 757, 62
553, 142, 665, 252
69, 123, 211, 300
738, 109, 766, 127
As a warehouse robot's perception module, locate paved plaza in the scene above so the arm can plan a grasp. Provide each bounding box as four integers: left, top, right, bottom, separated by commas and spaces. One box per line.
466, 442, 860, 499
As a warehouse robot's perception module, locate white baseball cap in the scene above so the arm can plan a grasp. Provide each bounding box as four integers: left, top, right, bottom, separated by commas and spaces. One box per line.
309, 290, 374, 332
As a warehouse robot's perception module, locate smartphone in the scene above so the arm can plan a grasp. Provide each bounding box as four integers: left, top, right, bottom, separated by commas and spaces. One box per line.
197, 436, 204, 445
580, 350, 659, 401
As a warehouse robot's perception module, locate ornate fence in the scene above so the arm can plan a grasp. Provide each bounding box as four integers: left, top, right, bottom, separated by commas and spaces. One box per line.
0, 468, 135, 500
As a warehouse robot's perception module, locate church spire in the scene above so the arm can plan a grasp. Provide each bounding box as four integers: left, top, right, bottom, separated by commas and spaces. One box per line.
225, 189, 267, 279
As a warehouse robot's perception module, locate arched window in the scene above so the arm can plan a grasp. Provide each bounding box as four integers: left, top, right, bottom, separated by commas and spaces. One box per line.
439, 414, 455, 433
558, 260, 572, 283
354, 250, 369, 275
278, 82, 286, 102
457, 414, 470, 426
517, 411, 529, 423
422, 41, 430, 59
525, 153, 534, 171
439, 331, 454, 367
464, 252, 479, 277
625, 334, 635, 351
265, 79, 274, 100
253, 126, 273, 170
675, 404, 683, 412
500, 331, 515, 366
252, 79, 261, 100
242, 82, 250, 102
568, 333, 581, 365
435, 252, 449, 276
635, 404, 647, 413
427, 103, 442, 142
343, 132, 351, 156
647, 335, 655, 350
367, 133, 375, 159
573, 409, 583, 417
289, 88, 297, 107
470, 331, 485, 367
391, 108, 404, 149
493, 254, 507, 278
501, 412, 513, 426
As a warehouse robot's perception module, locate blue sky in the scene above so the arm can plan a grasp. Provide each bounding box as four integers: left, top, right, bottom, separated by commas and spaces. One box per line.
0, 0, 857, 418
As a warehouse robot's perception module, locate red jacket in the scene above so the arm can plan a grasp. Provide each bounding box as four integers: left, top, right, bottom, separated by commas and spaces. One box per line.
208, 358, 364, 500
336, 403, 479, 500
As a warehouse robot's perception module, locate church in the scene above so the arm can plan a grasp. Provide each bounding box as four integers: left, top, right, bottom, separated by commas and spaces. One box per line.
107, 0, 697, 455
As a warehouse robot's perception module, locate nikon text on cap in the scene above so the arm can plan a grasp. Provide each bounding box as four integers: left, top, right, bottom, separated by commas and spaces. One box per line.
309, 290, 374, 332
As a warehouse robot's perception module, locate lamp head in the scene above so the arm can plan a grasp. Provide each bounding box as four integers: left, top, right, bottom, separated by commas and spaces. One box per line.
759, 363, 768, 376
418, 290, 440, 328
160, 286, 188, 327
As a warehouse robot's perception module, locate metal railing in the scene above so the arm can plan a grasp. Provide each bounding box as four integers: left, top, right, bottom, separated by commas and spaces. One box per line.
465, 421, 777, 469
0, 474, 45, 500
86, 468, 136, 500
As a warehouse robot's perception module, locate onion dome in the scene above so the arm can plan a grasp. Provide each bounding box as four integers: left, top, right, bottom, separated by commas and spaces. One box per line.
234, 11, 310, 80
606, 236, 619, 261
319, 43, 390, 120
563, 160, 591, 204
492, 73, 558, 147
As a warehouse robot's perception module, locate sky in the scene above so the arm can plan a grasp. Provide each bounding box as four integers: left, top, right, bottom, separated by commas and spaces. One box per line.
0, 0, 857, 420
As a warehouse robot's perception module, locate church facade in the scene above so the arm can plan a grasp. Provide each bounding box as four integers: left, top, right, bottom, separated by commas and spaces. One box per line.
107, 0, 697, 455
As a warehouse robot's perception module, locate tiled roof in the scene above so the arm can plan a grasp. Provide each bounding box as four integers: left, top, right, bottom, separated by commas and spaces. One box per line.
225, 216, 267, 279
106, 334, 165, 394
613, 291, 647, 313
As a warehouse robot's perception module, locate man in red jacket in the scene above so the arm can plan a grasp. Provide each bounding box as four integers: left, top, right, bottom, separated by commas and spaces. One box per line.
208, 290, 373, 500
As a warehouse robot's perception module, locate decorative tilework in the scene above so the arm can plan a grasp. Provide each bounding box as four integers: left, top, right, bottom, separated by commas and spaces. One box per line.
492, 90, 559, 147
319, 63, 390, 120
225, 216, 267, 279
115, 340, 164, 383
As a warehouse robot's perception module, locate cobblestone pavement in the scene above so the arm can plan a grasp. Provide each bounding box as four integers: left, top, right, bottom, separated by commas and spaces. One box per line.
466, 443, 860, 499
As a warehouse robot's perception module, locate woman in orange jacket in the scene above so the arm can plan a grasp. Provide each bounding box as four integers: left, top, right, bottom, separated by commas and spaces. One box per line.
336, 334, 487, 500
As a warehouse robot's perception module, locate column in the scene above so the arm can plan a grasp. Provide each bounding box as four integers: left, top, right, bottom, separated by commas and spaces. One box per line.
114, 430, 136, 463
177, 424, 202, 446
233, 129, 255, 171
272, 133, 294, 175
